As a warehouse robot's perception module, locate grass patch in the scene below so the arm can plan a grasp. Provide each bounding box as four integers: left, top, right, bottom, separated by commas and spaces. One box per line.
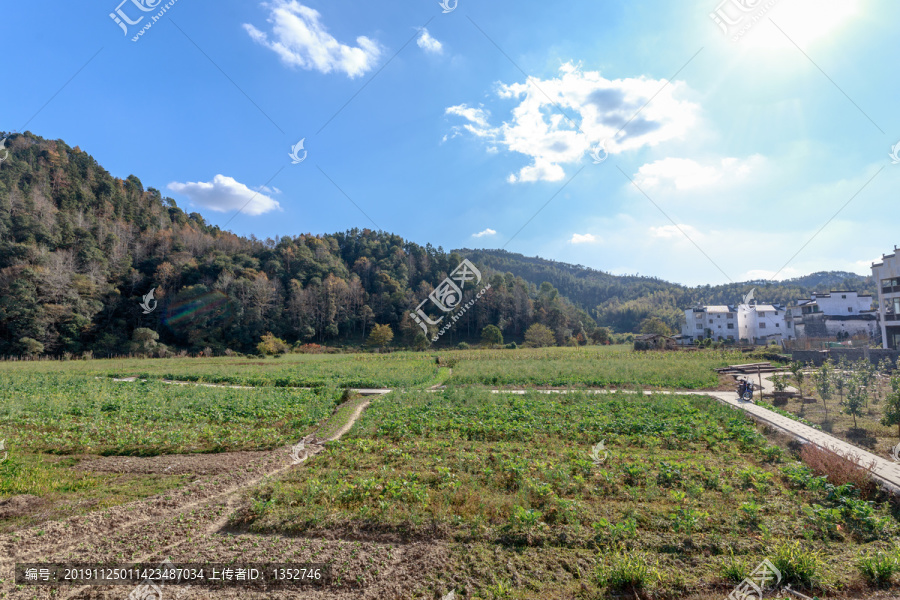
0, 453, 187, 533
234, 388, 900, 596
0, 372, 338, 456
447, 345, 744, 388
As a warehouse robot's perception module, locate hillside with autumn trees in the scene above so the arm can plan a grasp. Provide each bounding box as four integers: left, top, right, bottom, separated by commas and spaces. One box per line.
0, 133, 600, 356
0, 132, 875, 356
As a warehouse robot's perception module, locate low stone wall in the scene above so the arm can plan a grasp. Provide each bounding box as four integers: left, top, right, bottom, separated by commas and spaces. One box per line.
791, 348, 900, 367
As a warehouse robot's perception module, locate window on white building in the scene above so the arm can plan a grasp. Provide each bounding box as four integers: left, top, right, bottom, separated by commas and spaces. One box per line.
759, 322, 766, 329
696, 324, 703, 329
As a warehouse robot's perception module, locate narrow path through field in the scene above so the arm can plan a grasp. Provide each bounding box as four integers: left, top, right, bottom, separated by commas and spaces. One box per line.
9, 366, 900, 598
0, 394, 399, 599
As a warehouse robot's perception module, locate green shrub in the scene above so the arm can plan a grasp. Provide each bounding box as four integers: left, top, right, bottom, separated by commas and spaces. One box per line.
504, 342, 517, 350
596, 551, 657, 592
457, 342, 470, 350
718, 550, 749, 583
855, 551, 898, 586
770, 541, 823, 585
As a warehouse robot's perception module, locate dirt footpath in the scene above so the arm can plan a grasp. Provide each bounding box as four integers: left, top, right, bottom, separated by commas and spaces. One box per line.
0, 396, 451, 599
76, 451, 272, 476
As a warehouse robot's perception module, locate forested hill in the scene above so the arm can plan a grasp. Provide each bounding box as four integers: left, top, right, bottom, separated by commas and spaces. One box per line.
0, 132, 875, 356
0, 132, 597, 356
458, 249, 876, 333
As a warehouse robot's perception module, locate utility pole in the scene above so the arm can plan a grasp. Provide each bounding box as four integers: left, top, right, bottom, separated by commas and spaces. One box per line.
757, 364, 763, 401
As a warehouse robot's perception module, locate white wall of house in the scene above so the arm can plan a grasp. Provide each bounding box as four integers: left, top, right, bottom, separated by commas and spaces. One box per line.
822, 319, 877, 337
738, 304, 786, 343
873, 249, 900, 349
681, 306, 737, 341
813, 291, 874, 315
684, 304, 786, 344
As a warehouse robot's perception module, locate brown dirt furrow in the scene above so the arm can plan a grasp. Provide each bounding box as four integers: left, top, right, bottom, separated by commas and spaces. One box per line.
0, 397, 377, 600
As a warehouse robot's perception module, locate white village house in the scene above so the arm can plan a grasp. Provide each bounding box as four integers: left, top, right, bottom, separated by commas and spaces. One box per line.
681, 305, 737, 341
737, 303, 787, 344
873, 246, 900, 349
785, 291, 877, 341
680, 302, 786, 344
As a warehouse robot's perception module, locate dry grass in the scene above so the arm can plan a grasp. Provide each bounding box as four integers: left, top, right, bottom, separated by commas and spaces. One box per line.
800, 443, 878, 500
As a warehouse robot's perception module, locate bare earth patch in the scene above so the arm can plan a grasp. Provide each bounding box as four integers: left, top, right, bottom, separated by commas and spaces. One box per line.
0, 494, 44, 519
76, 451, 271, 476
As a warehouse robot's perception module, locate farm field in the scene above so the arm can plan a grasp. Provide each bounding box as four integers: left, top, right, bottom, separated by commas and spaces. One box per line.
445, 345, 747, 389
0, 351, 444, 389
1, 348, 900, 599
0, 368, 340, 534
237, 388, 900, 598
771, 364, 900, 458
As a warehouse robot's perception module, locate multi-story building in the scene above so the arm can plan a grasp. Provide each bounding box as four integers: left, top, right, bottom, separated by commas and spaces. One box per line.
873, 247, 900, 349
737, 303, 787, 344
681, 302, 787, 345
681, 305, 738, 342
785, 291, 877, 340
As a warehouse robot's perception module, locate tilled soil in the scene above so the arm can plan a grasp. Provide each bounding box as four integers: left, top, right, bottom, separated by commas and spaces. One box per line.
0, 495, 44, 520
76, 451, 272, 476
0, 398, 452, 599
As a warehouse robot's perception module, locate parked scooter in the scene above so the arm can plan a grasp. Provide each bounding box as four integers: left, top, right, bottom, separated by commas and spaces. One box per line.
737, 378, 754, 401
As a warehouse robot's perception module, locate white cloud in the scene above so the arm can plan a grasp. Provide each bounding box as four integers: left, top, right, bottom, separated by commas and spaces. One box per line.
244, 1, 381, 78
445, 62, 700, 183
634, 155, 766, 191
648, 224, 703, 240
416, 28, 442, 54
168, 175, 281, 216
445, 104, 491, 130
570, 233, 598, 244
472, 228, 497, 238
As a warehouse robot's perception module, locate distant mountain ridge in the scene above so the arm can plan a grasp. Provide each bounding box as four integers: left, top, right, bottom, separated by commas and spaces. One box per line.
457, 249, 876, 332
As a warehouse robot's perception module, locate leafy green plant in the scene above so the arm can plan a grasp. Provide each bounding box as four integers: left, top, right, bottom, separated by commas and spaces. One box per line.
770, 541, 823, 586
855, 551, 897, 586
718, 550, 749, 583
595, 550, 658, 592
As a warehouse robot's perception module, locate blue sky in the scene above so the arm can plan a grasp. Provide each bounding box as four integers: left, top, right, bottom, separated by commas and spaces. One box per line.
2, 0, 898, 286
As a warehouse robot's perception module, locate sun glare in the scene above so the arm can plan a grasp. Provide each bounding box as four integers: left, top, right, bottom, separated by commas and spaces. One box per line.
734, 0, 863, 49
